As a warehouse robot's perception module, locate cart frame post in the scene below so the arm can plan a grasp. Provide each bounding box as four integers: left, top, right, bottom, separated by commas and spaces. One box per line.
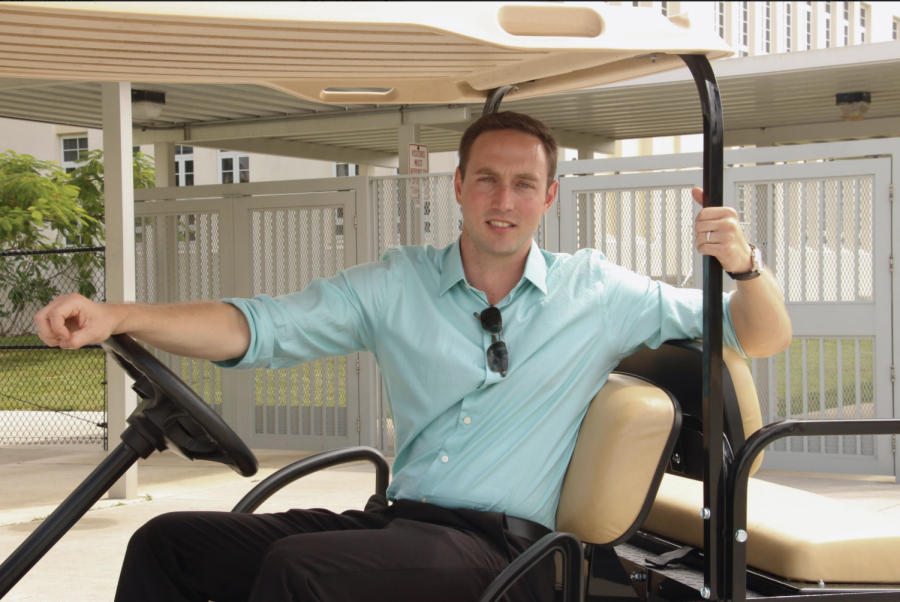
679, 54, 726, 601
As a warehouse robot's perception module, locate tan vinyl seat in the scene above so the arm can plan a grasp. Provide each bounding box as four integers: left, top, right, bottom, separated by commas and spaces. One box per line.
556, 373, 679, 546
641, 346, 900, 584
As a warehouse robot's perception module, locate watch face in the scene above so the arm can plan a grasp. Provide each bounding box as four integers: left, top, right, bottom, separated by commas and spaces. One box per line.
752, 246, 763, 272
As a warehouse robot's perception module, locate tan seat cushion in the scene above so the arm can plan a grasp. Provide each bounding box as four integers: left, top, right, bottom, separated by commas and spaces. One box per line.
556, 374, 675, 545
644, 474, 900, 583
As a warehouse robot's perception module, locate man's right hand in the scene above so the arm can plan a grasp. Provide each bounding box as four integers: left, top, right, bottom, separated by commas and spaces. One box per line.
34, 293, 121, 350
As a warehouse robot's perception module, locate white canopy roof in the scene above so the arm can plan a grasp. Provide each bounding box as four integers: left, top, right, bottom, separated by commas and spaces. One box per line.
0, 2, 731, 104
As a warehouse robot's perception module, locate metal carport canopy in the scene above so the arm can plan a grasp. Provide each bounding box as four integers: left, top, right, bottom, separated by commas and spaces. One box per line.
1, 46, 900, 158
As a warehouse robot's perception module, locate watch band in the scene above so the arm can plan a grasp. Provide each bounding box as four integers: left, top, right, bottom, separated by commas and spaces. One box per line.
727, 244, 762, 281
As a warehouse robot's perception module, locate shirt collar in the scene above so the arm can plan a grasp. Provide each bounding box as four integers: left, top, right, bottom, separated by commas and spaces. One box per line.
439, 239, 548, 297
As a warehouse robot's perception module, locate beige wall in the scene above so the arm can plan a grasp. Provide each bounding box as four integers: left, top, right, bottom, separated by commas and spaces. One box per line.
250, 153, 333, 182
1, 117, 103, 164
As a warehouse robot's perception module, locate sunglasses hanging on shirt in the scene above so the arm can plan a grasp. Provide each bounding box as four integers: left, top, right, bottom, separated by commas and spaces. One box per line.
474, 306, 508, 377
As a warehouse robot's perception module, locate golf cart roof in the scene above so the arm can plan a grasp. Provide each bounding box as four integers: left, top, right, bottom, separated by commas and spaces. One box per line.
0, 2, 732, 105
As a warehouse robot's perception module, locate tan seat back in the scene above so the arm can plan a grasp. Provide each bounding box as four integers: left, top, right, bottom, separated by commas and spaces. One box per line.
616, 341, 766, 478
556, 374, 678, 545
721, 345, 765, 475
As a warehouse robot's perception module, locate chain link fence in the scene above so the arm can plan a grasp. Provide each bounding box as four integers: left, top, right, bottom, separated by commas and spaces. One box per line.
0, 247, 107, 447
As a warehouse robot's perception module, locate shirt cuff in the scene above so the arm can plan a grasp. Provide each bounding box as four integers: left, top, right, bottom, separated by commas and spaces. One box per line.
722, 290, 748, 358
210, 298, 266, 370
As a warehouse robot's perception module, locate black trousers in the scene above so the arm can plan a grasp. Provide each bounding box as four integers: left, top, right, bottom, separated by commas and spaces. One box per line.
114, 495, 555, 602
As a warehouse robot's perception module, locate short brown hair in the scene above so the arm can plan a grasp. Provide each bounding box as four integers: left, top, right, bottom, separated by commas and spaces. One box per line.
458, 112, 559, 187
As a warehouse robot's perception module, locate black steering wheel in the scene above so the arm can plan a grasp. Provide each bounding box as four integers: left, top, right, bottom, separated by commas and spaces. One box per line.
101, 333, 258, 477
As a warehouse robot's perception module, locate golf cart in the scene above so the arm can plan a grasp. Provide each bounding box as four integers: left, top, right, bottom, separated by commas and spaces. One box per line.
1, 3, 900, 601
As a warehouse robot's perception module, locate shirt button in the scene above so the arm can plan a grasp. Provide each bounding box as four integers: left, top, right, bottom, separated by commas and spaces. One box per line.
441, 455, 449, 463
421, 497, 427, 503
463, 417, 472, 425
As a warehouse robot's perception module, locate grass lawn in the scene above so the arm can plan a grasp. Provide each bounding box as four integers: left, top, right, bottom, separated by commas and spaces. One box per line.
0, 335, 106, 412
758, 337, 875, 419
254, 357, 348, 408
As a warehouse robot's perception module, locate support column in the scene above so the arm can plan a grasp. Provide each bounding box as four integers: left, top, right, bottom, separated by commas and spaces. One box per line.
103, 82, 138, 499
153, 142, 177, 188
577, 148, 594, 161
398, 123, 421, 175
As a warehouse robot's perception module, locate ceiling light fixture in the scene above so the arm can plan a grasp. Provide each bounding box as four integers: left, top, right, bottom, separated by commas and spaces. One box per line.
835, 92, 871, 122
131, 90, 166, 122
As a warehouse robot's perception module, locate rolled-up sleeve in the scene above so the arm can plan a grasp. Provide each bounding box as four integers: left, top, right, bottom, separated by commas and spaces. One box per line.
603, 262, 746, 360
213, 254, 397, 370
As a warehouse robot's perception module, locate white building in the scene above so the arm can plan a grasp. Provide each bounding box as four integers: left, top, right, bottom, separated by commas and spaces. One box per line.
0, 117, 458, 192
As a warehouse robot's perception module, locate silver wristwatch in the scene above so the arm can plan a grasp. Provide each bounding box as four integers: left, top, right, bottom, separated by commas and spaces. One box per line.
727, 244, 762, 281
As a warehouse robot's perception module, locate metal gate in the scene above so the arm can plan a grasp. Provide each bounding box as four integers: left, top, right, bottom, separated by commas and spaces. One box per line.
559, 170, 702, 287
557, 148, 894, 475
727, 159, 892, 475
233, 193, 359, 451
135, 180, 362, 452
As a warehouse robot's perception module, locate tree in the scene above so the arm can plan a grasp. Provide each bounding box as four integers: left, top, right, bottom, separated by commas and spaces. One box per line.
0, 151, 89, 251
0, 150, 155, 333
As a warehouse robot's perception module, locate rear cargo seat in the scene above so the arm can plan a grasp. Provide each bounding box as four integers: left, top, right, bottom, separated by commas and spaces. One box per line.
618, 342, 900, 584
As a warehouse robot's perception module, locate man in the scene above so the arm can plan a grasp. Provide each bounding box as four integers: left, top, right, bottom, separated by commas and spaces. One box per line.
34, 112, 791, 601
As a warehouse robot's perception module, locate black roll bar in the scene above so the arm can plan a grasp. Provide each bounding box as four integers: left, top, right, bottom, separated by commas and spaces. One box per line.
680, 53, 727, 601
482, 85, 515, 117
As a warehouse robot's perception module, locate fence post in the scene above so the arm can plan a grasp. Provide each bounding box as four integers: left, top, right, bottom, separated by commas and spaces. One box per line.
103, 81, 138, 499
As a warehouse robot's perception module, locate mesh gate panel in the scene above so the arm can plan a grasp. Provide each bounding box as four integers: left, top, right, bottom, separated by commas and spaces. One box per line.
757, 338, 875, 456
249, 207, 349, 439
738, 177, 874, 302
575, 187, 696, 287
738, 176, 877, 457
135, 212, 224, 414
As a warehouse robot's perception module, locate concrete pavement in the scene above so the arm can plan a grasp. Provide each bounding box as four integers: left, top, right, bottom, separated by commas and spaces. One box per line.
0, 446, 898, 601
0, 446, 384, 601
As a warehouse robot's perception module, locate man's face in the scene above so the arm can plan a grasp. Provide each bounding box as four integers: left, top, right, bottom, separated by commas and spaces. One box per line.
454, 129, 558, 261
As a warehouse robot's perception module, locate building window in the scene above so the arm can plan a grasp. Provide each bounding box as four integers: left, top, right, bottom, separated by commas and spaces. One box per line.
61, 136, 88, 173
132, 146, 140, 156
736, 1, 749, 57
859, 4, 867, 43
839, 1, 849, 46
716, 2, 726, 39
763, 2, 772, 53
824, 2, 832, 48
219, 150, 249, 184
805, 2, 813, 50
784, 2, 792, 51
334, 163, 359, 177
893, 18, 898, 41
175, 145, 194, 187
660, 1, 668, 16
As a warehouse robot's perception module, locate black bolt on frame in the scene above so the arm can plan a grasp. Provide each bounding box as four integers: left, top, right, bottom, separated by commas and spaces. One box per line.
679, 53, 726, 601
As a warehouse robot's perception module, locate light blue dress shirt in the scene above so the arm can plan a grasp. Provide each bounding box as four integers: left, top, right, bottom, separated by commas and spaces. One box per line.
215, 240, 744, 529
